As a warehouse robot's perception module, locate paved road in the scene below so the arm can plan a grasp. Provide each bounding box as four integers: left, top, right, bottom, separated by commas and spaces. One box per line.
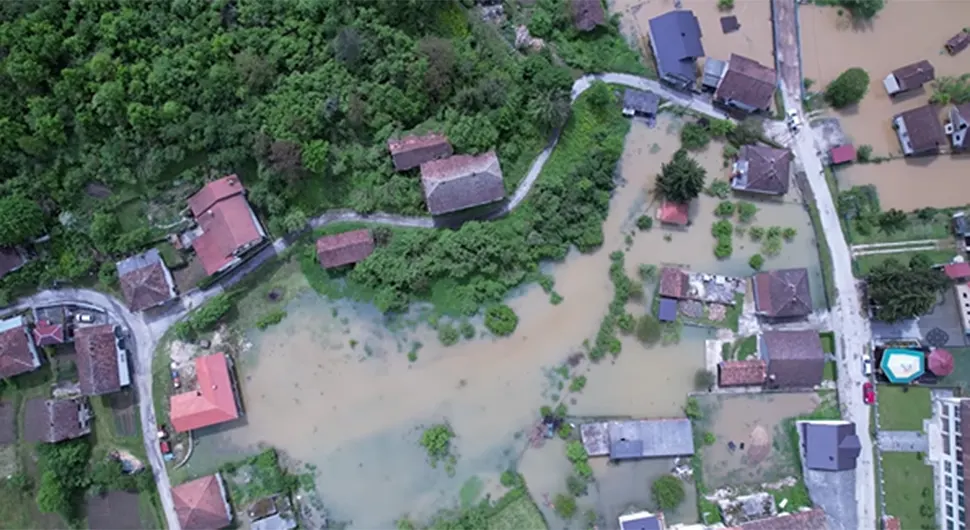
771, 1, 876, 529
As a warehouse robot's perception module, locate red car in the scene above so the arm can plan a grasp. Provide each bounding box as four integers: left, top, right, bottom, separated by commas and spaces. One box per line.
863, 382, 875, 405
159, 440, 171, 455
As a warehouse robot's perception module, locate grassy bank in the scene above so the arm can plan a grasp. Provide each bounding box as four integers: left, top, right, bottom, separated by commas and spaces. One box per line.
806, 201, 838, 307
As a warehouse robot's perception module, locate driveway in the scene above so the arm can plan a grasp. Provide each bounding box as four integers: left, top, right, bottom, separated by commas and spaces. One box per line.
877, 431, 928, 452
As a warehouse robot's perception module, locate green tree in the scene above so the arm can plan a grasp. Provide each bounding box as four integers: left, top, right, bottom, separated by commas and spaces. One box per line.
485, 304, 519, 336
651, 474, 686, 511
0, 195, 44, 246
636, 315, 661, 345
301, 140, 329, 174
586, 81, 615, 109
694, 369, 715, 390
878, 209, 908, 234
749, 254, 764, 270
680, 122, 710, 151
737, 201, 758, 223
867, 258, 948, 322
656, 149, 707, 204
825, 67, 870, 108
856, 144, 873, 162
420, 424, 454, 462
553, 493, 578, 519
841, 0, 885, 19
714, 201, 735, 217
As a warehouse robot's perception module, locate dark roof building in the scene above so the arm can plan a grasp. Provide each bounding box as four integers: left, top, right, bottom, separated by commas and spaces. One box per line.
607, 418, 695, 460
172, 474, 232, 530
32, 319, 65, 347
731, 145, 792, 195
714, 54, 777, 112
420, 152, 505, 216
188, 175, 267, 276
658, 268, 689, 299
731, 508, 829, 530
753, 268, 813, 318
946, 103, 970, 151
0, 315, 41, 379
761, 330, 825, 388
801, 420, 861, 471
387, 133, 453, 172
658, 298, 678, 322
946, 30, 970, 55
893, 105, 946, 157
316, 229, 375, 269
23, 397, 92, 443
0, 247, 26, 280
618, 511, 666, 530
648, 10, 705, 89
74, 324, 129, 396
883, 60, 935, 95
117, 249, 177, 312
622, 89, 660, 118
718, 360, 767, 387
572, 0, 606, 32
829, 144, 856, 165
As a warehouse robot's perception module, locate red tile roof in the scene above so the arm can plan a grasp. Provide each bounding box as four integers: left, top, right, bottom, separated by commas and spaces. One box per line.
119, 260, 175, 312
316, 229, 375, 269
32, 320, 64, 346
170, 354, 239, 433
172, 474, 231, 530
189, 176, 264, 275
0, 319, 39, 379
719, 360, 767, 386
829, 144, 856, 165
737, 508, 828, 530
944, 262, 970, 279
387, 133, 453, 171
420, 152, 505, 216
74, 324, 123, 396
882, 516, 900, 530
658, 200, 689, 225
659, 267, 690, 299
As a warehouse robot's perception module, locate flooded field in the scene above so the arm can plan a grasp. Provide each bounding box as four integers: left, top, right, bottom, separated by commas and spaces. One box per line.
835, 154, 970, 211
801, 2, 970, 155
183, 116, 824, 529
611, 0, 775, 69
693, 392, 820, 489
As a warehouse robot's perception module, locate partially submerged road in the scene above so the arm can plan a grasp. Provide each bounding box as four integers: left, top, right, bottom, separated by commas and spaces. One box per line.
772, 1, 876, 528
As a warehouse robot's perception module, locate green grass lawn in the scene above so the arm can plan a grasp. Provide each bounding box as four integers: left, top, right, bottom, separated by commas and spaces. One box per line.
823, 361, 836, 381
849, 214, 953, 245
881, 452, 935, 530
736, 335, 757, 360
819, 332, 835, 354
854, 249, 957, 277
876, 386, 932, 431
488, 494, 546, 530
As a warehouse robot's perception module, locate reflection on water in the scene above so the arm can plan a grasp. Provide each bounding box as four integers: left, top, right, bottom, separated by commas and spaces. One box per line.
193, 116, 824, 528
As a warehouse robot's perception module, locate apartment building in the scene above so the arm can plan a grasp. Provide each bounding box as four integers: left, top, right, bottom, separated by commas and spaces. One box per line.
937, 397, 968, 530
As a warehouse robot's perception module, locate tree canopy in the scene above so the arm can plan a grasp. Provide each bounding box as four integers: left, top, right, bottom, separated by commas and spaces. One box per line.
825, 68, 870, 108
867, 257, 948, 322
656, 149, 706, 204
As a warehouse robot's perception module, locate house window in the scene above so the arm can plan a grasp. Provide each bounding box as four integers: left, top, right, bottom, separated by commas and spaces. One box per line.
948, 521, 954, 530
958, 463, 964, 477
947, 461, 953, 473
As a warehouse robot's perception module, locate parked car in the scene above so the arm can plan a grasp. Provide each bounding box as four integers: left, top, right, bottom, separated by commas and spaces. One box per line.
786, 108, 802, 132
862, 354, 873, 376
75, 313, 94, 323
863, 382, 875, 405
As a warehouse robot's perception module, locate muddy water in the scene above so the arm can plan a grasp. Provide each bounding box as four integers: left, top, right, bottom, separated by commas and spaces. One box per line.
836, 153, 970, 211
801, 2, 970, 155
194, 116, 824, 528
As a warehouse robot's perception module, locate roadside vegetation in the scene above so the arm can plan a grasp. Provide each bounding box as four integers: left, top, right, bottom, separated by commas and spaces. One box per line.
816, 0, 885, 20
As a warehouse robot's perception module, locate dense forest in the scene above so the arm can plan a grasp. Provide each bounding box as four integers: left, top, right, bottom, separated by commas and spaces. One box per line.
0, 0, 642, 300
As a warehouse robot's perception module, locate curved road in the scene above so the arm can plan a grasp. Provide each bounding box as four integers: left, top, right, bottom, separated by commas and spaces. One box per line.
5, 74, 727, 530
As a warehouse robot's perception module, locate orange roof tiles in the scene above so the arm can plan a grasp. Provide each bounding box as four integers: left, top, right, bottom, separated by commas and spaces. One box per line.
170, 354, 239, 433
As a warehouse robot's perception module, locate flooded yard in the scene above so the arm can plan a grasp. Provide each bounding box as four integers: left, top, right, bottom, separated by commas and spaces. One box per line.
183, 116, 824, 528
835, 154, 970, 211
693, 392, 821, 489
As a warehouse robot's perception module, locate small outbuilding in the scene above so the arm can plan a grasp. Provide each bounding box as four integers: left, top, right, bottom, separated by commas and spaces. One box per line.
702, 58, 727, 91
657, 298, 678, 322
657, 200, 689, 226
172, 474, 232, 530
946, 30, 970, 55
829, 144, 856, 165
607, 418, 695, 460
658, 267, 689, 300
718, 360, 767, 387
32, 319, 65, 347
622, 89, 660, 118
387, 133, 453, 172
928, 348, 954, 377
316, 229, 375, 269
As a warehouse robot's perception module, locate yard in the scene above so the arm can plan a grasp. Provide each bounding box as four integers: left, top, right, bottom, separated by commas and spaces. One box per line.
86, 491, 146, 530
880, 452, 935, 530
854, 249, 958, 277
876, 386, 932, 432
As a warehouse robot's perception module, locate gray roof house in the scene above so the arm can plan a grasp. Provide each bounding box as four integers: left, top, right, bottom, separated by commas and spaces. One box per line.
761, 330, 825, 388
946, 103, 970, 151
731, 145, 792, 195
24, 397, 92, 443
648, 10, 705, 89
893, 104, 946, 156
622, 89, 660, 118
420, 152, 506, 216
580, 419, 694, 460
618, 511, 666, 530
800, 420, 862, 471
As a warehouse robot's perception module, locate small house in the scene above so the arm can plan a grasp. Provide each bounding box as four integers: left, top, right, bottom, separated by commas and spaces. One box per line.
657, 200, 689, 226
714, 54, 777, 113
800, 420, 861, 471
187, 175, 267, 276
619, 511, 666, 530
571, 0, 606, 32
718, 360, 767, 387
753, 268, 813, 319
316, 229, 375, 269
735, 507, 829, 530
622, 89, 660, 119
945, 30, 970, 55
75, 324, 130, 396
0, 315, 41, 379
648, 10, 705, 89
945, 103, 970, 151
702, 58, 727, 91
170, 353, 240, 432
172, 474, 232, 530
32, 320, 65, 347
761, 330, 825, 388
731, 145, 792, 195
829, 144, 856, 165
420, 152, 506, 217
893, 105, 946, 157
387, 133, 453, 172
23, 397, 92, 443
658, 267, 689, 299
0, 247, 26, 281
607, 419, 694, 460
883, 60, 935, 96
117, 249, 178, 312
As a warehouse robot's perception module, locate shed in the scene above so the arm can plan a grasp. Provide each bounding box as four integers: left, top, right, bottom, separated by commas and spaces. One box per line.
946, 30, 970, 55
316, 229, 375, 269
718, 360, 767, 387
420, 152, 506, 216
606, 418, 695, 460
657, 298, 678, 322
829, 144, 856, 165
387, 133, 453, 172
801, 420, 861, 471
702, 58, 727, 91
622, 89, 660, 118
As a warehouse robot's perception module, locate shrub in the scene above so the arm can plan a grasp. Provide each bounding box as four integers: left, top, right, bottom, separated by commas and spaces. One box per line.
694, 369, 715, 390
856, 144, 872, 162
438, 323, 460, 346
573, 460, 593, 480
554, 493, 577, 519
420, 424, 454, 463
711, 219, 733, 238
715, 201, 736, 217
256, 309, 287, 330
636, 315, 661, 345
749, 254, 764, 270
714, 236, 732, 259
705, 180, 731, 199
550, 292, 564, 305
566, 441, 588, 464
737, 201, 758, 223
636, 215, 653, 230
538, 274, 555, 293
639, 264, 657, 281
749, 226, 765, 240
485, 304, 519, 336
762, 235, 782, 257
717, 0, 735, 10
703, 432, 716, 445
566, 475, 588, 497
825, 67, 870, 108
651, 474, 686, 511
500, 470, 520, 488
569, 375, 587, 392
782, 227, 797, 241
680, 122, 711, 150
766, 226, 782, 239
459, 321, 476, 339
684, 397, 702, 419
558, 423, 573, 439
617, 313, 635, 333
708, 118, 735, 137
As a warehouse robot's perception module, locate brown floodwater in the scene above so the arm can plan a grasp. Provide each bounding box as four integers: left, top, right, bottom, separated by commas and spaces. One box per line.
186, 116, 824, 528
835, 153, 970, 211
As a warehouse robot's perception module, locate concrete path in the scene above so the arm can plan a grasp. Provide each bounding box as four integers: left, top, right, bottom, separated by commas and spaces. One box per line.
852, 246, 937, 257
770, 1, 876, 529
877, 431, 929, 453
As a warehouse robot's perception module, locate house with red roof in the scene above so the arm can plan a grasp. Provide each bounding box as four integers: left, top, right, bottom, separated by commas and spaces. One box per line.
187, 175, 266, 276
117, 249, 177, 312
943, 262, 970, 280
0, 315, 41, 379
718, 360, 767, 387
419, 152, 506, 217
74, 324, 130, 396
171, 474, 232, 530
316, 229, 375, 269
657, 201, 689, 226
388, 133, 453, 171
32, 319, 65, 347
170, 353, 240, 432
829, 144, 856, 165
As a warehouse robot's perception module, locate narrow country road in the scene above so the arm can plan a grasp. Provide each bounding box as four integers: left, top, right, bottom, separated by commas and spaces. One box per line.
2, 73, 726, 529
772, 1, 876, 528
